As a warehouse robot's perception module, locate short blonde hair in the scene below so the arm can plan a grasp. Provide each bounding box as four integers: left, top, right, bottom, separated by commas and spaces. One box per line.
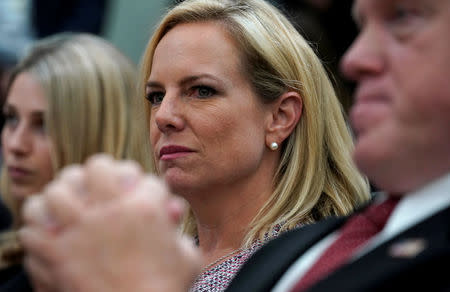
1, 33, 152, 225
140, 0, 370, 246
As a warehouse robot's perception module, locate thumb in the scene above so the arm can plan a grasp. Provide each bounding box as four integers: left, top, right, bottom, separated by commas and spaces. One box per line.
178, 235, 203, 286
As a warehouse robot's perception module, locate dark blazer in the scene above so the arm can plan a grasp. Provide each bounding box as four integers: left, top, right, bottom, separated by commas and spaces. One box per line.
0, 200, 12, 232
31, 0, 108, 38
227, 205, 450, 292
0, 266, 31, 292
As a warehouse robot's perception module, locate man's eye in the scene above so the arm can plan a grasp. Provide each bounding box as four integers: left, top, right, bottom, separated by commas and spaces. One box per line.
387, 4, 424, 40
393, 6, 412, 22
389, 3, 423, 25
146, 92, 165, 105
193, 86, 216, 99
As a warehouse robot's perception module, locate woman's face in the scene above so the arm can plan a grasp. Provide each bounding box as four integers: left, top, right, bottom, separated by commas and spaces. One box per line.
147, 22, 273, 196
2, 73, 53, 201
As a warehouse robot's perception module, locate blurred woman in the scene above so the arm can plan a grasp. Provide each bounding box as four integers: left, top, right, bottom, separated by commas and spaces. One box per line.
0, 33, 151, 289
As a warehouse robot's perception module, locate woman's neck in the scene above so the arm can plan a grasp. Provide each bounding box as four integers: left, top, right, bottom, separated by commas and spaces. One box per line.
183, 151, 280, 264
189, 175, 274, 262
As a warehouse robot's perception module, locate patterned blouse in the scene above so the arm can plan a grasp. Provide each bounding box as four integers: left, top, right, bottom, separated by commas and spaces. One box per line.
190, 223, 296, 292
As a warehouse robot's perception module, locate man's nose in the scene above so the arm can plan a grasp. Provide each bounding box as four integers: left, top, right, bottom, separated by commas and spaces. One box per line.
340, 25, 385, 81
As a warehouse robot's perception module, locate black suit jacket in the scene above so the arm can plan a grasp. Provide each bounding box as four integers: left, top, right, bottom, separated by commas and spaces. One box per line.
0, 265, 31, 292
32, 0, 108, 38
227, 206, 450, 292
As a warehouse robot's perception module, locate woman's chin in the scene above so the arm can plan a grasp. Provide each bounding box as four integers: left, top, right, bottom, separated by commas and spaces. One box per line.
9, 184, 36, 202
163, 170, 190, 190
166, 181, 191, 197
165, 178, 202, 200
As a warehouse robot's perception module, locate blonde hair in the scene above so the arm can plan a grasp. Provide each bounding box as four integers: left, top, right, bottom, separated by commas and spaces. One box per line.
140, 0, 370, 246
1, 33, 152, 226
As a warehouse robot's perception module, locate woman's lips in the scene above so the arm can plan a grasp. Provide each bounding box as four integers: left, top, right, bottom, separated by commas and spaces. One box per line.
159, 145, 194, 161
7, 166, 33, 181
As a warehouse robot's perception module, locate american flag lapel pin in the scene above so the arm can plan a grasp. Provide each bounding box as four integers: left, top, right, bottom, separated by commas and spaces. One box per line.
388, 238, 427, 259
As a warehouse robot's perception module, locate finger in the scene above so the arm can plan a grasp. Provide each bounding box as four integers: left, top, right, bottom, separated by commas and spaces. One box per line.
179, 235, 202, 265
33, 280, 57, 292
130, 175, 170, 208
24, 255, 57, 292
45, 180, 83, 228
115, 160, 143, 193
19, 227, 55, 263
34, 284, 54, 292
166, 196, 186, 224
84, 154, 116, 203
84, 155, 143, 204
22, 196, 56, 229
114, 175, 172, 227
178, 235, 203, 286
57, 165, 87, 198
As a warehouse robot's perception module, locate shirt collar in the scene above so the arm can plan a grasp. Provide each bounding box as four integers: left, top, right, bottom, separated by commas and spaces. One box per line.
381, 172, 450, 237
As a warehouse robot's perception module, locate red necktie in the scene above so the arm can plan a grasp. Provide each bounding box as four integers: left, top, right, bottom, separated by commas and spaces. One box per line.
291, 197, 399, 292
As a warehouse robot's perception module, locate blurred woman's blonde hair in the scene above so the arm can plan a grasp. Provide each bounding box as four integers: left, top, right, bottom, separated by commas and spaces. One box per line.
140, 0, 370, 247
1, 33, 152, 227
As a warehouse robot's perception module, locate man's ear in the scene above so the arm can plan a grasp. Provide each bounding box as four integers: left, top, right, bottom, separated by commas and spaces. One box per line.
265, 91, 303, 148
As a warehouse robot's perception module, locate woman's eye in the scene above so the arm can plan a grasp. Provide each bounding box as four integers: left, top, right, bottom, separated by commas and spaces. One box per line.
146, 92, 165, 105
3, 113, 18, 128
193, 86, 216, 99
32, 116, 46, 134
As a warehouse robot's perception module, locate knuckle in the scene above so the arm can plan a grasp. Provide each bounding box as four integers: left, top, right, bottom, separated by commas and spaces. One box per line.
121, 159, 143, 172
45, 182, 66, 202
85, 153, 114, 169
127, 194, 160, 219
22, 196, 45, 223
143, 175, 168, 194
58, 165, 83, 181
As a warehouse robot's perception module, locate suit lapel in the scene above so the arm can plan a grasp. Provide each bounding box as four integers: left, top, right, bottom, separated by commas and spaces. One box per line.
309, 206, 450, 292
227, 199, 377, 292
226, 217, 346, 292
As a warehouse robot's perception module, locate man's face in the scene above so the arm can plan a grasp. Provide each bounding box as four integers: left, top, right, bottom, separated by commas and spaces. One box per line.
341, 0, 450, 193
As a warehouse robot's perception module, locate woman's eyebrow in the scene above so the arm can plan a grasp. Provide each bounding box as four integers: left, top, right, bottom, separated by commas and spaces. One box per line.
147, 74, 223, 89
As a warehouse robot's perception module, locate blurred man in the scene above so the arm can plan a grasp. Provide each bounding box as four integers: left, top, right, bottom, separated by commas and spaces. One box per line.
227, 0, 450, 290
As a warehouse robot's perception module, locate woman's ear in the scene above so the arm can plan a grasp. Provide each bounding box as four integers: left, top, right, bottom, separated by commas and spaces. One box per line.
265, 91, 302, 148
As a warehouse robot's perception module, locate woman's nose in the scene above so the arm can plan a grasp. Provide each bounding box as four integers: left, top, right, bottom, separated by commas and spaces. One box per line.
153, 93, 185, 134
3, 123, 32, 157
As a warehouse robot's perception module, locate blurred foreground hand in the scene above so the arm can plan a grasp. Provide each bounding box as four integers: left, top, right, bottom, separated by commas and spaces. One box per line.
19, 154, 202, 292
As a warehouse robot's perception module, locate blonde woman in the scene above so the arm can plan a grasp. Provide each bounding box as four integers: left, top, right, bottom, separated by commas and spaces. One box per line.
140, 0, 370, 290
19, 0, 370, 291
0, 33, 151, 290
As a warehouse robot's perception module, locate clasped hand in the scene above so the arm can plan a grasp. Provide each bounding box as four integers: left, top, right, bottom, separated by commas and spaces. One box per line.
19, 154, 202, 292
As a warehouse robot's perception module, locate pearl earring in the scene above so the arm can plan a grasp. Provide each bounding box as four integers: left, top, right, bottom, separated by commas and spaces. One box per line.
270, 142, 279, 151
